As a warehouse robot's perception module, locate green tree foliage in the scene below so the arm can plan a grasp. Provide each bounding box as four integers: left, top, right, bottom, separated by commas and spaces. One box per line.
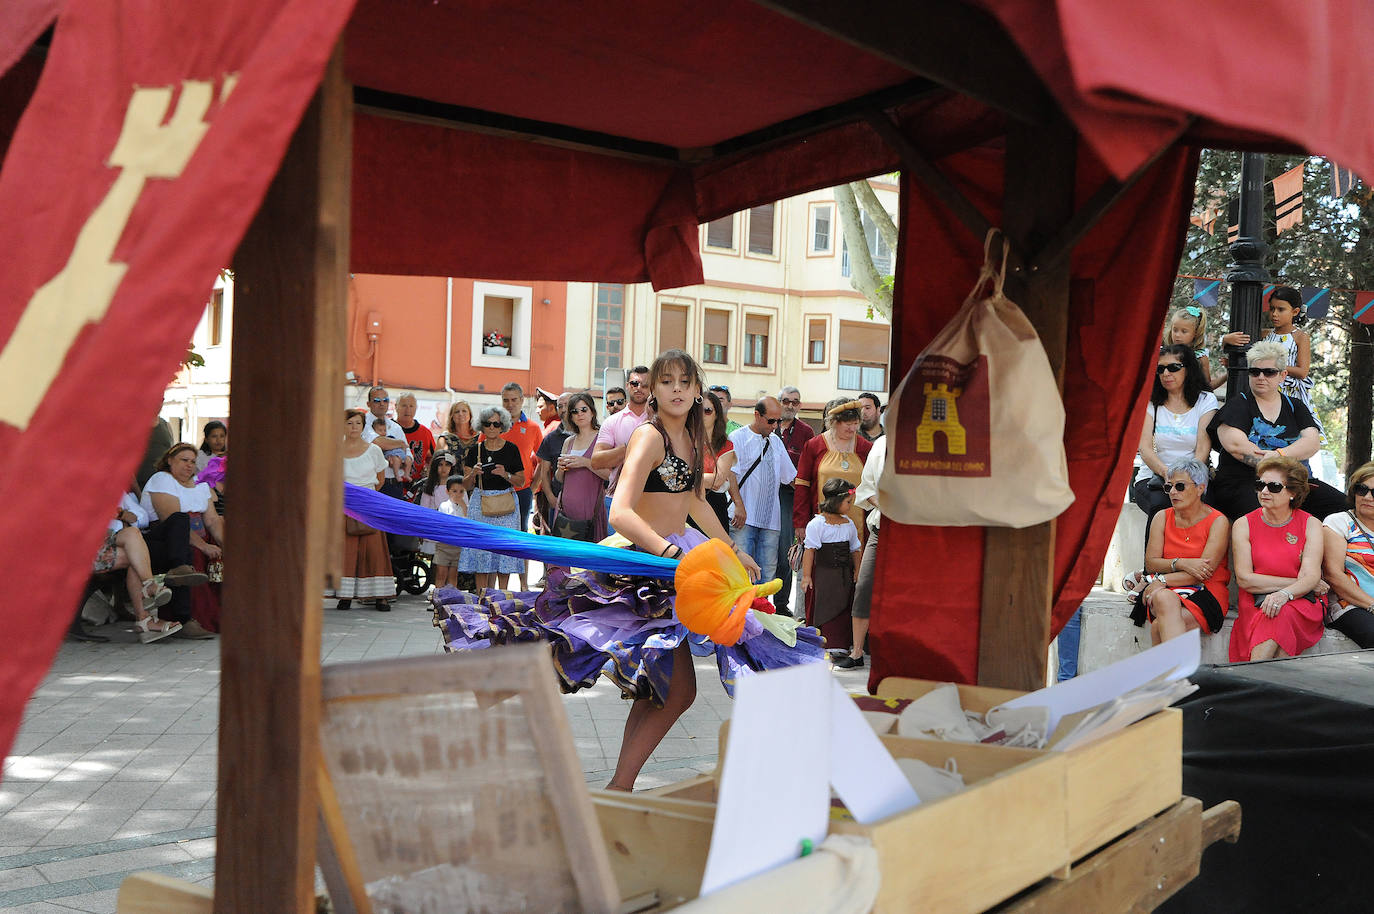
1170, 150, 1374, 473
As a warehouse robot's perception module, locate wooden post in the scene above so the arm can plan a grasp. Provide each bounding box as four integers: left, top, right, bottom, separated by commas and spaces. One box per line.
215, 48, 349, 912
977, 119, 1075, 691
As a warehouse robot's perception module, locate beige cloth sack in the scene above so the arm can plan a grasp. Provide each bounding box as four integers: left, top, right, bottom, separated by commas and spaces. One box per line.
881, 230, 1072, 527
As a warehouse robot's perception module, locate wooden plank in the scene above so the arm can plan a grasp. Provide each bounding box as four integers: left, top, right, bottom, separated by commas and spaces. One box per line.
116, 873, 213, 914
752, 0, 1055, 123
591, 792, 716, 909
978, 118, 1076, 691
1201, 799, 1242, 846
214, 47, 350, 914
994, 798, 1203, 913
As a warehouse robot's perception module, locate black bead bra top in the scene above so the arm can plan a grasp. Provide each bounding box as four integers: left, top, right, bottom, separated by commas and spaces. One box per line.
643, 453, 697, 493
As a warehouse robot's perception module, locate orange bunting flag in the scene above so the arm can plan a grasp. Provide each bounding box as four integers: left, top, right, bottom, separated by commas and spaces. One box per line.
1273, 164, 1304, 234
674, 539, 780, 646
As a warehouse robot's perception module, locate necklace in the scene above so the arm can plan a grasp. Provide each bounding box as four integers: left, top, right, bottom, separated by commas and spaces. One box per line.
832, 433, 855, 470
1175, 509, 1208, 540
1259, 511, 1292, 528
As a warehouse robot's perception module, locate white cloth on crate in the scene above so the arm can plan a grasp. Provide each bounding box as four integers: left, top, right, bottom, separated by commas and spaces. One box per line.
139, 472, 213, 517
342, 445, 388, 487
728, 426, 796, 531
1134, 391, 1219, 483
803, 515, 860, 551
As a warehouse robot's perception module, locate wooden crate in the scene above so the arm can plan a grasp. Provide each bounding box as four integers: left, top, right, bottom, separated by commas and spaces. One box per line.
874, 677, 1183, 860
653, 726, 1071, 914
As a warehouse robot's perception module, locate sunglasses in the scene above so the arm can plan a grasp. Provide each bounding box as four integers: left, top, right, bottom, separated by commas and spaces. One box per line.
369, 396, 389, 403
780, 398, 801, 406
709, 386, 730, 395
1247, 367, 1281, 378
1163, 481, 1189, 493
606, 399, 625, 407
1253, 480, 1287, 493
482, 420, 504, 428
1353, 483, 1374, 498
762, 417, 779, 425
703, 408, 714, 416
570, 406, 590, 414
627, 380, 646, 388
1156, 363, 1184, 375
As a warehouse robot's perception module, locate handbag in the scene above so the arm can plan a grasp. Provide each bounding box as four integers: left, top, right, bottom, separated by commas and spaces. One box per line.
345, 516, 374, 536
552, 514, 594, 540
880, 229, 1072, 527
477, 441, 517, 516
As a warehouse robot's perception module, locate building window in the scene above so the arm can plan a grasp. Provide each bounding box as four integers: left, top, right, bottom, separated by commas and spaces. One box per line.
807, 319, 826, 364
660, 302, 689, 353
703, 309, 730, 364
744, 314, 770, 367
747, 203, 776, 256
594, 283, 625, 380
811, 204, 833, 253
705, 216, 734, 250
837, 320, 890, 391
207, 288, 224, 347
471, 281, 533, 370
840, 210, 894, 278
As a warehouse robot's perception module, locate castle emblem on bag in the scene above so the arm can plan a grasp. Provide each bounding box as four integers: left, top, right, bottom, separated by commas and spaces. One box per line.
896, 355, 990, 477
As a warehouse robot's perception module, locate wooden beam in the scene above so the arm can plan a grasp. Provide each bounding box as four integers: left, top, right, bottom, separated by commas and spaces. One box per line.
215, 47, 349, 913
978, 118, 1076, 691
751, 0, 1056, 123
863, 110, 997, 248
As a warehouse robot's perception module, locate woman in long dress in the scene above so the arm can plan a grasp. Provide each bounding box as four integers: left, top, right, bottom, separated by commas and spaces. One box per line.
329, 409, 397, 611
436, 350, 825, 790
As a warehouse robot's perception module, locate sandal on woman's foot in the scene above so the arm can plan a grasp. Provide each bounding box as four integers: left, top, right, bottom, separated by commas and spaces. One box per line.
135, 615, 181, 644
141, 580, 173, 612
334, 599, 352, 611
833, 654, 865, 669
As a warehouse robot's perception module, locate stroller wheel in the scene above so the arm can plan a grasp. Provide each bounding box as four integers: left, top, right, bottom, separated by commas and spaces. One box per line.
402, 557, 431, 595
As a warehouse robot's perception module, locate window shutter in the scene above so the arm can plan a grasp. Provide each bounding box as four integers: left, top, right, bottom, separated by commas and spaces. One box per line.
660, 304, 688, 352
704, 310, 729, 346
706, 216, 734, 249
838, 321, 889, 363
747, 204, 775, 255
807, 319, 826, 363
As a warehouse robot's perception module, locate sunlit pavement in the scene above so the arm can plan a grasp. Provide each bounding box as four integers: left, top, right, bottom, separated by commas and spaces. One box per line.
1, 586, 866, 912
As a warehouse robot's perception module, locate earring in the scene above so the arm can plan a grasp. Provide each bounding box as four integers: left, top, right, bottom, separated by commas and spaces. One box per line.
648, 397, 658, 410
694, 395, 703, 405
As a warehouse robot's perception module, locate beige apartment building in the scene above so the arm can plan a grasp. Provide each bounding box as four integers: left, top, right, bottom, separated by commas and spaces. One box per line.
563, 180, 896, 421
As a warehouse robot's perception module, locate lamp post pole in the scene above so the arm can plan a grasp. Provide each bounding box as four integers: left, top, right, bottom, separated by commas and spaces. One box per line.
1224, 152, 1270, 400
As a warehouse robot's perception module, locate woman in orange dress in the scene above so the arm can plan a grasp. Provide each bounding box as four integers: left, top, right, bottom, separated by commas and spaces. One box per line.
792, 399, 871, 649
1128, 458, 1230, 644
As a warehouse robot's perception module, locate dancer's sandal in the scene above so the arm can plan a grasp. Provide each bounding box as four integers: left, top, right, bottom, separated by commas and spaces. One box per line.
141, 579, 173, 612
135, 612, 181, 644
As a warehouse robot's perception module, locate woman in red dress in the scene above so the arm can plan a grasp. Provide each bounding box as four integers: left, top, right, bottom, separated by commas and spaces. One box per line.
1127, 458, 1230, 644
1229, 456, 1328, 662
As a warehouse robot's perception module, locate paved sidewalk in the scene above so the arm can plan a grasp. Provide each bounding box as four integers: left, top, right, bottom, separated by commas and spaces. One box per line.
1, 592, 867, 912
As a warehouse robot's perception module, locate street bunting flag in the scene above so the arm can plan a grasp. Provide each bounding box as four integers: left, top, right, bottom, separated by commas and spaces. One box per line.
1331, 160, 1359, 198
1355, 292, 1374, 325
1192, 278, 1221, 309
0, 0, 356, 763
1301, 285, 1331, 319
1272, 164, 1304, 234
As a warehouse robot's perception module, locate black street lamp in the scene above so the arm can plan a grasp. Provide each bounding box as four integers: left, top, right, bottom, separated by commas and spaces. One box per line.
1224, 152, 1270, 400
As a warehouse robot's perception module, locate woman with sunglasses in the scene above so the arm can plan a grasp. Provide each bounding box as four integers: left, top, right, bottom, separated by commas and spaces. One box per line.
1209, 340, 1345, 522
1230, 456, 1327, 662
457, 406, 525, 590
699, 390, 741, 530
1126, 458, 1230, 644
552, 392, 609, 542
1320, 462, 1374, 648
1133, 345, 1216, 534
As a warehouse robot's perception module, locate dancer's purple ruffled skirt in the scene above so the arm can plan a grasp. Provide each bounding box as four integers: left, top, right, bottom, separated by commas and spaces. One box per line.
433, 528, 827, 707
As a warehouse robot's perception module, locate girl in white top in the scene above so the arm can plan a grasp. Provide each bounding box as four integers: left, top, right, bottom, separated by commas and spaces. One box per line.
801, 478, 863, 657
1263, 286, 1322, 435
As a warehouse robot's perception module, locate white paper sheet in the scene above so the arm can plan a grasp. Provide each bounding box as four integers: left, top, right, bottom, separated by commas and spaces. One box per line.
700, 663, 833, 896
829, 680, 922, 822
996, 628, 1201, 734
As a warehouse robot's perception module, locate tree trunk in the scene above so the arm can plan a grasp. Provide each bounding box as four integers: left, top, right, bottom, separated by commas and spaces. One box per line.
835, 182, 893, 318
851, 179, 898, 252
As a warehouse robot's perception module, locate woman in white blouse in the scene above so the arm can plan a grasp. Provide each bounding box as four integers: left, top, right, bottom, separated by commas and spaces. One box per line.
141, 443, 225, 638
1133, 344, 1218, 534
327, 409, 398, 611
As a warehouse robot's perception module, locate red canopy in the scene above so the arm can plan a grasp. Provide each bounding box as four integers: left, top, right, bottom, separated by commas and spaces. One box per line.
1, 0, 1369, 762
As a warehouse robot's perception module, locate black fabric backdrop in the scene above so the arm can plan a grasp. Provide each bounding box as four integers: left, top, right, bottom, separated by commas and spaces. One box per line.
1164, 652, 1374, 913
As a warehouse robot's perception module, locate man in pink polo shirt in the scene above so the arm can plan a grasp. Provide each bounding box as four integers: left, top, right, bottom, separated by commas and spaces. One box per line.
592, 364, 650, 531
